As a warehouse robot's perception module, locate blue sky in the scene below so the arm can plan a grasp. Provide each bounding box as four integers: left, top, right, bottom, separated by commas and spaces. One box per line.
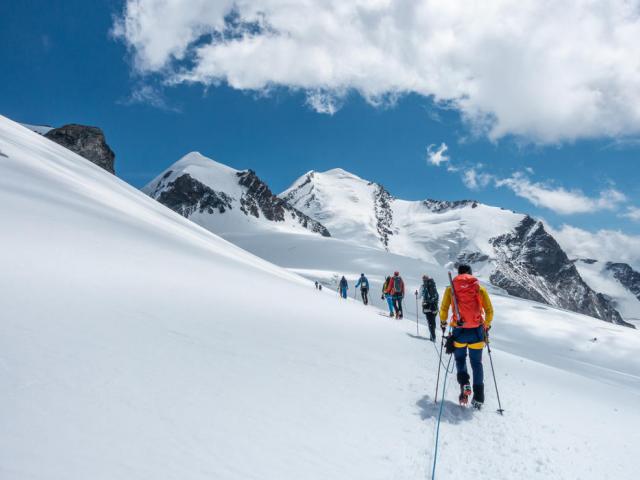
1, 0, 639, 235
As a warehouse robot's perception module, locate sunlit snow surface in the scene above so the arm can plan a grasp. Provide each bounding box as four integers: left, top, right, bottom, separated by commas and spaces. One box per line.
1, 115, 639, 479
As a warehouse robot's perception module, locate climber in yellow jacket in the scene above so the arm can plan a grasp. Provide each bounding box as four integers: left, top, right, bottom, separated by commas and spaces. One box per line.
439, 264, 494, 408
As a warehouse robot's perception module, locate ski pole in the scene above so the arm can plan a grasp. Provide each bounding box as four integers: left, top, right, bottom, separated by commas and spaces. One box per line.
415, 290, 419, 335
485, 331, 504, 415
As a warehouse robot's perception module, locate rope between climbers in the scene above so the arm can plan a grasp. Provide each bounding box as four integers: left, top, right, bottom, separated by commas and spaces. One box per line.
431, 354, 453, 480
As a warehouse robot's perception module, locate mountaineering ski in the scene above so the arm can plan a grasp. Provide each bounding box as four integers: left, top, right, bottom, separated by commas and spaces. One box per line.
440, 264, 494, 409
355, 273, 370, 305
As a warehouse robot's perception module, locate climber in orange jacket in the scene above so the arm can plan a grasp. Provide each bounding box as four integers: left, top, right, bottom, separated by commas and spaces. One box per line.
440, 264, 493, 408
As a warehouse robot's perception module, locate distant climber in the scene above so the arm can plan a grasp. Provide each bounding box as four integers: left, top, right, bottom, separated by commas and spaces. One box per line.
420, 275, 439, 341
382, 276, 395, 316
385, 271, 405, 319
355, 273, 370, 305
315, 281, 319, 289
338, 276, 348, 299
440, 264, 493, 408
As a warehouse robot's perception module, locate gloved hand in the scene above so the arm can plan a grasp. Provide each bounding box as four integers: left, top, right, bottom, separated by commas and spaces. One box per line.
483, 324, 491, 332
381, 294, 385, 300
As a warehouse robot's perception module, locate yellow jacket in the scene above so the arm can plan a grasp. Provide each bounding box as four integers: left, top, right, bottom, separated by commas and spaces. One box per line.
439, 285, 493, 328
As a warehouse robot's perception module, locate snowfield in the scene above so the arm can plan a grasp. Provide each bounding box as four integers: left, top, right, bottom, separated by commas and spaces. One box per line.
1, 115, 640, 479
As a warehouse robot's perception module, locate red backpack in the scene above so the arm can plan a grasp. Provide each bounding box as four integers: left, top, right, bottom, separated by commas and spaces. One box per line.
452, 274, 484, 328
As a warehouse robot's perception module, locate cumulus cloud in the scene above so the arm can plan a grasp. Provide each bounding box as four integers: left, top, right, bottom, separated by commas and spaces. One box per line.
113, 0, 640, 143
621, 206, 640, 221
495, 173, 627, 215
426, 143, 449, 166
550, 224, 640, 268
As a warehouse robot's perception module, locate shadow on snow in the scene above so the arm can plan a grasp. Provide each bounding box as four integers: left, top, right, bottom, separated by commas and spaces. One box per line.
416, 395, 474, 424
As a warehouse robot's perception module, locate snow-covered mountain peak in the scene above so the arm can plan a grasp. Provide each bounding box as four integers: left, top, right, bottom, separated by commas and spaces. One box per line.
144, 153, 331, 237
279, 169, 629, 326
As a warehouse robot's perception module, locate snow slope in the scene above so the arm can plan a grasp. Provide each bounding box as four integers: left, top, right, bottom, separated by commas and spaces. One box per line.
574, 259, 640, 325
2, 115, 640, 479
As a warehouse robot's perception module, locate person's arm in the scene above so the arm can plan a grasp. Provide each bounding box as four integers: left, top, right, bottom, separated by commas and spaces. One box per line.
439, 286, 452, 327
355, 279, 361, 288
480, 286, 494, 327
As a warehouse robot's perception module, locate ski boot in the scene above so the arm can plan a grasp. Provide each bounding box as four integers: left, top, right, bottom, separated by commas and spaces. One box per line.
459, 384, 472, 406
389, 312, 394, 317
471, 384, 485, 410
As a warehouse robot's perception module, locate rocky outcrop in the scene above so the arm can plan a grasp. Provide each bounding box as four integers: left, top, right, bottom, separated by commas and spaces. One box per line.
237, 170, 330, 236
423, 199, 478, 212
490, 216, 630, 327
606, 262, 640, 302
456, 251, 490, 266
155, 173, 233, 217
372, 184, 394, 248
45, 124, 115, 174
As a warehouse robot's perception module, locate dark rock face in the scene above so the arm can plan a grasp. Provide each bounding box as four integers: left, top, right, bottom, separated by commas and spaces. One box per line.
372, 184, 394, 248
423, 199, 478, 212
490, 216, 631, 327
236, 170, 330, 236
456, 252, 490, 267
45, 124, 115, 174
154, 173, 233, 217
606, 262, 640, 302
577, 258, 599, 265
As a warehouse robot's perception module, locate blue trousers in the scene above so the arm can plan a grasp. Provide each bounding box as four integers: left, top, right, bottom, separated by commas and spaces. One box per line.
453, 327, 484, 386
340, 287, 347, 299
385, 294, 394, 313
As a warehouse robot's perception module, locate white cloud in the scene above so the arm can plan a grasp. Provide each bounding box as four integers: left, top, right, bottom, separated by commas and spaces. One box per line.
495, 173, 627, 215
550, 224, 640, 268
305, 90, 342, 115
621, 206, 640, 221
426, 143, 449, 166
119, 84, 181, 112
113, 0, 640, 143
462, 168, 494, 190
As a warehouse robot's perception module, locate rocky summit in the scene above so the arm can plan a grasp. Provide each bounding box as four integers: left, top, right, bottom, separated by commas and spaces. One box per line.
45, 124, 115, 174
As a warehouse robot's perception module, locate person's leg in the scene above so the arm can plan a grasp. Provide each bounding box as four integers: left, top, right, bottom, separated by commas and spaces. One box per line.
454, 347, 469, 385
397, 297, 403, 317
468, 348, 484, 386
426, 312, 436, 340
386, 294, 394, 314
